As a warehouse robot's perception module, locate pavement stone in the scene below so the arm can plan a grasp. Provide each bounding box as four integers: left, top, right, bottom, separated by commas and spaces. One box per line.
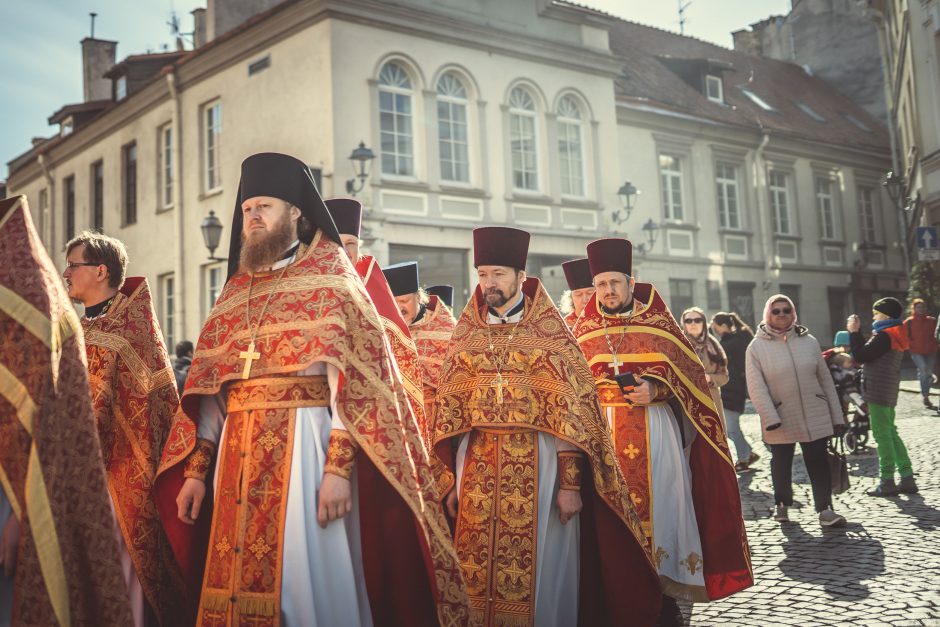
683, 386, 940, 626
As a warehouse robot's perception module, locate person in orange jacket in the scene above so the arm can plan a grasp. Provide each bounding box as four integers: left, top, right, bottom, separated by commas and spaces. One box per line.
903, 298, 938, 409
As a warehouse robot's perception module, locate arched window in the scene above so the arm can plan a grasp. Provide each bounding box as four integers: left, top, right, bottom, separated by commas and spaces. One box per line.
557, 96, 584, 197
437, 73, 470, 183
378, 62, 414, 176
509, 87, 538, 191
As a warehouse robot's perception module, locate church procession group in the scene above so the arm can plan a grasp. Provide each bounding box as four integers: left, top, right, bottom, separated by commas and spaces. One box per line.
0, 151, 752, 627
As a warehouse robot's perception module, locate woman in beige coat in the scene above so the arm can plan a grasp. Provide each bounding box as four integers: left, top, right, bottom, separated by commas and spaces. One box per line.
680, 306, 729, 426
745, 294, 848, 528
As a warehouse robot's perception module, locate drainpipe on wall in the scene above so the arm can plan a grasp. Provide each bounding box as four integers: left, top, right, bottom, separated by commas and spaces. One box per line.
37, 153, 55, 252
166, 71, 186, 343
752, 131, 773, 301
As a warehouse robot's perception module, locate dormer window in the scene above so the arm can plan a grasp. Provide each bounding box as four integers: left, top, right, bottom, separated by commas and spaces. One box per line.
741, 88, 776, 112
705, 75, 723, 103
60, 117, 73, 137
115, 76, 127, 101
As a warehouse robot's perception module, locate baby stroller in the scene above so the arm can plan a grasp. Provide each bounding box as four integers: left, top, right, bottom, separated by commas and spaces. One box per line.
823, 349, 870, 454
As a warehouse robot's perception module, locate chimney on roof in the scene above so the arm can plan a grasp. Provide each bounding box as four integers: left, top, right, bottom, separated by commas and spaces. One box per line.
192, 8, 207, 48
206, 0, 284, 42
81, 37, 117, 102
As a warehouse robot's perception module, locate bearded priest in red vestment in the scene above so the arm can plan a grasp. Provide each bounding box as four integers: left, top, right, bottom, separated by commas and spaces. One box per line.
432, 226, 662, 627
572, 238, 752, 621
561, 257, 594, 329
325, 198, 428, 440
63, 230, 184, 626
156, 152, 468, 627
0, 196, 133, 626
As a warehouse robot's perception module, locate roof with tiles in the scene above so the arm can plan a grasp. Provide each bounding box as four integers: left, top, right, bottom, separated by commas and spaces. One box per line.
609, 19, 889, 152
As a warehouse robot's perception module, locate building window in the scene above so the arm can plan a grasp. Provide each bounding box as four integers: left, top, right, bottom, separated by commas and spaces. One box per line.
705, 75, 723, 103
378, 62, 414, 177
509, 87, 538, 191
160, 124, 173, 208
436, 73, 469, 183
796, 102, 826, 122
91, 161, 104, 231
206, 264, 224, 313
669, 278, 694, 315
161, 274, 175, 349
38, 188, 48, 236
123, 142, 137, 225
659, 154, 684, 221
64, 176, 75, 241
768, 170, 791, 235
203, 102, 222, 192
557, 96, 585, 197
115, 76, 127, 101
859, 187, 878, 242
715, 162, 740, 229
741, 88, 776, 112
816, 178, 837, 239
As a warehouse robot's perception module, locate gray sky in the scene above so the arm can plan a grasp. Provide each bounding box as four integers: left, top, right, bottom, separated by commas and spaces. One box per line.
0, 0, 789, 177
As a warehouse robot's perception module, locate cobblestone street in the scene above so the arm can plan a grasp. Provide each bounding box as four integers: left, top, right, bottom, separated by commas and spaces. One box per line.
687, 387, 940, 626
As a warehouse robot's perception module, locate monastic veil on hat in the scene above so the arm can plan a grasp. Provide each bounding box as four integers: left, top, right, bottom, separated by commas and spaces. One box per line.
472, 227, 530, 270
426, 284, 454, 308
562, 258, 593, 290
324, 198, 362, 238
382, 262, 420, 297
226, 152, 340, 279
586, 238, 633, 278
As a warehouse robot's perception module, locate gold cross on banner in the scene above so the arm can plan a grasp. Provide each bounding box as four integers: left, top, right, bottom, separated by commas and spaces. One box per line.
239, 341, 261, 379
496, 373, 504, 403
611, 354, 623, 376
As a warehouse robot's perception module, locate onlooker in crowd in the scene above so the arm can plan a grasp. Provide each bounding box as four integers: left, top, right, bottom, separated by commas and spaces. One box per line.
711, 311, 759, 473
172, 340, 193, 394
681, 306, 729, 429
849, 297, 919, 496
746, 294, 847, 527
903, 298, 938, 409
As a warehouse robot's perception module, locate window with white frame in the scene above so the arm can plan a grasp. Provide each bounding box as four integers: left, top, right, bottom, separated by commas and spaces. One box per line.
769, 170, 792, 235
859, 187, 878, 243
437, 73, 469, 183
705, 75, 723, 103
557, 96, 585, 197
816, 178, 838, 239
379, 62, 415, 177
203, 102, 222, 192
509, 88, 538, 191
160, 124, 173, 208
206, 264, 224, 313
659, 153, 684, 221
715, 162, 740, 229
161, 274, 175, 349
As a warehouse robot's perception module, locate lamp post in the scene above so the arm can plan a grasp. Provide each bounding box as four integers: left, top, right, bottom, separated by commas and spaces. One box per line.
345, 141, 376, 196
611, 181, 640, 225
201, 210, 226, 261
635, 218, 660, 254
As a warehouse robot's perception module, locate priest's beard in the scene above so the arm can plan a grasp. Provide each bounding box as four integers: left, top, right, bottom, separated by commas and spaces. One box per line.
239, 211, 295, 274
484, 278, 520, 310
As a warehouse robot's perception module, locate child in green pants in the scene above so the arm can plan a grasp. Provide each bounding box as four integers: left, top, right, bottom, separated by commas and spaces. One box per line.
847, 297, 919, 496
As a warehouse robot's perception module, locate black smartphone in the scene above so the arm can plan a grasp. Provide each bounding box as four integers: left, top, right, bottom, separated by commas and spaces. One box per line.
614, 371, 638, 393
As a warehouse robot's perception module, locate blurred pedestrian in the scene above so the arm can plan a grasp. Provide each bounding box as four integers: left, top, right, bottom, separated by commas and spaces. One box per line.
711, 311, 759, 473
849, 297, 919, 496
681, 306, 728, 427
173, 340, 193, 394
903, 298, 938, 409
746, 294, 847, 527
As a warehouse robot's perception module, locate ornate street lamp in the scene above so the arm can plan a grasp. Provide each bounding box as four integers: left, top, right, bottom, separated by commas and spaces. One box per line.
201, 210, 226, 261
635, 218, 660, 254
611, 181, 640, 225
345, 141, 376, 196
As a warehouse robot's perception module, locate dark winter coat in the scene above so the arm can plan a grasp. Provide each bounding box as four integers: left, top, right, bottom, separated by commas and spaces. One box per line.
718, 329, 751, 414
850, 324, 908, 407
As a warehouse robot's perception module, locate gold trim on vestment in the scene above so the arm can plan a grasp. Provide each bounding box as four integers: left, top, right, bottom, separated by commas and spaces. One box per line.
0, 362, 36, 435
84, 329, 176, 393
0, 285, 80, 352
26, 444, 70, 627
226, 376, 330, 411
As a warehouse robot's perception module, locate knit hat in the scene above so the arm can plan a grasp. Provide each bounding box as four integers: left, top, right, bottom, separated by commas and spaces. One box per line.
873, 296, 903, 319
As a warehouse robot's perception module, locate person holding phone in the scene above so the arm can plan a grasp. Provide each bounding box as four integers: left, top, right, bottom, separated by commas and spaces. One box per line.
573, 238, 752, 623
745, 294, 847, 527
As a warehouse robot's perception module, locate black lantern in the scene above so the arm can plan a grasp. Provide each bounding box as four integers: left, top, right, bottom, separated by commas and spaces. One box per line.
635, 218, 660, 254
612, 181, 640, 225
201, 210, 226, 261
345, 141, 376, 196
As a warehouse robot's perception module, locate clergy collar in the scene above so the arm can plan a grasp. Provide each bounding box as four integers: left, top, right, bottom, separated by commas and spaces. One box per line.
84, 294, 116, 319
600, 298, 633, 317
487, 290, 524, 324
412, 304, 427, 325
270, 240, 301, 270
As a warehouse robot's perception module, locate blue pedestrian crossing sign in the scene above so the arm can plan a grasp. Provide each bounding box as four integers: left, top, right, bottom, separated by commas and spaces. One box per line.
917, 226, 940, 261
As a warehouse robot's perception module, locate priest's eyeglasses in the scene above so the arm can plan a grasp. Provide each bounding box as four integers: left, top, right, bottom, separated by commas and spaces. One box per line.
65, 261, 102, 270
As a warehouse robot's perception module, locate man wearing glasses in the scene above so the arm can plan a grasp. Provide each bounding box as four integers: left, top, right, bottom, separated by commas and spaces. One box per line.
63, 232, 184, 626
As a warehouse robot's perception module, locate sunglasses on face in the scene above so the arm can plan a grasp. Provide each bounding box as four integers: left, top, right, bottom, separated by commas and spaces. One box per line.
771, 307, 793, 316
683, 318, 705, 324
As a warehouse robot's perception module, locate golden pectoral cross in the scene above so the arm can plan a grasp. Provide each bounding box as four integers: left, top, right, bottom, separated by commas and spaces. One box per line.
611, 354, 622, 376
239, 341, 261, 379
496, 373, 504, 403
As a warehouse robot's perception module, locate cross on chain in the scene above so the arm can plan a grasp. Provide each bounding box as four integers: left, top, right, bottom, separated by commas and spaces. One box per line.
611, 353, 623, 376
239, 341, 261, 379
